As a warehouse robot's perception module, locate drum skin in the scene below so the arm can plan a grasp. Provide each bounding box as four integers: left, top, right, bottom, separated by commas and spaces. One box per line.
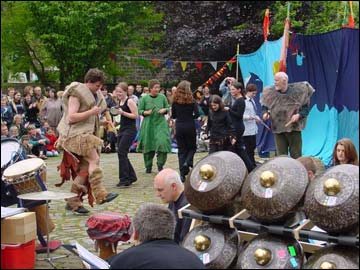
304, 164, 359, 233
182, 223, 239, 269
1, 137, 26, 170
303, 245, 359, 269
240, 156, 309, 223
184, 151, 247, 214
236, 234, 304, 269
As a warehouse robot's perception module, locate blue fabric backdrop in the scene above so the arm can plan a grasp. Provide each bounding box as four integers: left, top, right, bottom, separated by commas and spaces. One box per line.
238, 28, 359, 165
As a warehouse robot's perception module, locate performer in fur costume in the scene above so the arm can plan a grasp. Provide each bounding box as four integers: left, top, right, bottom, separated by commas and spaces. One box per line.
56, 68, 118, 214
261, 72, 314, 159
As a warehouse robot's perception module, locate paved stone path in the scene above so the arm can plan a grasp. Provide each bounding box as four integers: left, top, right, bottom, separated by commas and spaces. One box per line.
34, 152, 208, 269
33, 150, 272, 269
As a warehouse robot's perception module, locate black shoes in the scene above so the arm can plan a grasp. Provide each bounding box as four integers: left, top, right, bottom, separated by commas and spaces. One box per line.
145, 168, 152, 173
157, 166, 163, 172
99, 192, 119, 204
74, 206, 90, 214
117, 181, 131, 188
65, 203, 90, 214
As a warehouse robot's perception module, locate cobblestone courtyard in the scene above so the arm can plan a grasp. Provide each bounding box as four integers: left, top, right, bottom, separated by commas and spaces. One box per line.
34, 152, 208, 269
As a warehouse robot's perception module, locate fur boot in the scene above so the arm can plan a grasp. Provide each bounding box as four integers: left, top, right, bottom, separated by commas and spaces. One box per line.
88, 168, 107, 204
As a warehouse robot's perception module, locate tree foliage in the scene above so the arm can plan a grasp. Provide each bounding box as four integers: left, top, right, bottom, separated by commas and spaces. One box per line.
154, 1, 359, 88
1, 1, 163, 89
2, 1, 358, 90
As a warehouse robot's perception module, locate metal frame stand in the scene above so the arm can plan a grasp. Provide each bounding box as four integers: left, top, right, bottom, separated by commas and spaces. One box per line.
36, 200, 68, 268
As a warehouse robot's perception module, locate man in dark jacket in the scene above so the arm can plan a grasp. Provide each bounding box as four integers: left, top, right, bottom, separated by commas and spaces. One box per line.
153, 168, 192, 244
107, 203, 205, 269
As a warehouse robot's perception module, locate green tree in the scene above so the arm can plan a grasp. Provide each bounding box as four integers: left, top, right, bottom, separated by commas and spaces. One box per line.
2, 1, 163, 89
271, 1, 359, 36
154, 1, 358, 88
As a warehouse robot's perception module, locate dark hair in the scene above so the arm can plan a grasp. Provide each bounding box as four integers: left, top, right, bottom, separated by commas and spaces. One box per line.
232, 82, 246, 97
148, 79, 160, 90
84, 68, 106, 84
332, 138, 359, 165
209, 94, 225, 111
246, 83, 257, 93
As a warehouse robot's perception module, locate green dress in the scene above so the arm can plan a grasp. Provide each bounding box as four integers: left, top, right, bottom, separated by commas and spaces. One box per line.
137, 94, 171, 154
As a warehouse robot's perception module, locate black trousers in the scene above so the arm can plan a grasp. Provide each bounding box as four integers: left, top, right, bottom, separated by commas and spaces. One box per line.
176, 122, 197, 178
117, 128, 137, 183
233, 133, 256, 173
243, 135, 257, 167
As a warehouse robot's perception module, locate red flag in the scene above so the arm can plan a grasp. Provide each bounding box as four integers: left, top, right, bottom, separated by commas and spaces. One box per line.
263, 9, 270, 41
348, 1, 355, 28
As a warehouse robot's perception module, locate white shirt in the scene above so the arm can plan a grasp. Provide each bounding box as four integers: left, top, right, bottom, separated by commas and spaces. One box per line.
243, 97, 258, 136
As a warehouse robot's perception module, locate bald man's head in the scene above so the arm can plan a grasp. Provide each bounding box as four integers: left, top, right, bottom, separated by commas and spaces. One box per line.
153, 168, 183, 203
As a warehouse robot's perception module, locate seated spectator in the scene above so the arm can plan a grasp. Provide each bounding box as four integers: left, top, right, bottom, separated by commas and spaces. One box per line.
1, 123, 9, 138
27, 124, 49, 159
23, 93, 40, 127
1, 95, 14, 129
13, 91, 24, 115
331, 138, 359, 166
44, 127, 59, 157
107, 203, 205, 269
13, 114, 27, 137
20, 135, 36, 158
9, 125, 20, 140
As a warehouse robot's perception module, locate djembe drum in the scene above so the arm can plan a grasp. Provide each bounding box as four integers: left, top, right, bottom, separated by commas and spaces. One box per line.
86, 212, 132, 259
2, 158, 55, 234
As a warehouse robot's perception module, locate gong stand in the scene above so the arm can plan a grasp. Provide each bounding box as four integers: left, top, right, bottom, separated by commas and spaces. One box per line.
178, 204, 359, 253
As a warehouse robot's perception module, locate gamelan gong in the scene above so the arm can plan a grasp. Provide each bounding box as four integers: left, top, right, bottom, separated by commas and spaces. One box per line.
240, 156, 309, 223
236, 233, 304, 269
303, 245, 359, 269
184, 151, 247, 214
182, 223, 239, 269
304, 164, 359, 233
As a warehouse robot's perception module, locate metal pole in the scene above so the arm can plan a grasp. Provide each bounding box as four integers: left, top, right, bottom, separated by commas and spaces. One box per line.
236, 43, 240, 81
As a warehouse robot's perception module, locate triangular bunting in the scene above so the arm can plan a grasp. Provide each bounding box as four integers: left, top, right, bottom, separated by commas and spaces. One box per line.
195, 62, 203, 71
165, 59, 173, 69
210, 61, 217, 70
227, 62, 233, 71
152, 59, 160, 67
180, 61, 187, 71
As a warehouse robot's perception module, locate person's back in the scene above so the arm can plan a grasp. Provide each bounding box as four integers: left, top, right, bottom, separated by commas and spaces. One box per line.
108, 203, 205, 269
109, 239, 205, 269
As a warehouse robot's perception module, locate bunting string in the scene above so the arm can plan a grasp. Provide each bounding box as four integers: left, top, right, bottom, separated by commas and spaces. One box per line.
111, 54, 235, 72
